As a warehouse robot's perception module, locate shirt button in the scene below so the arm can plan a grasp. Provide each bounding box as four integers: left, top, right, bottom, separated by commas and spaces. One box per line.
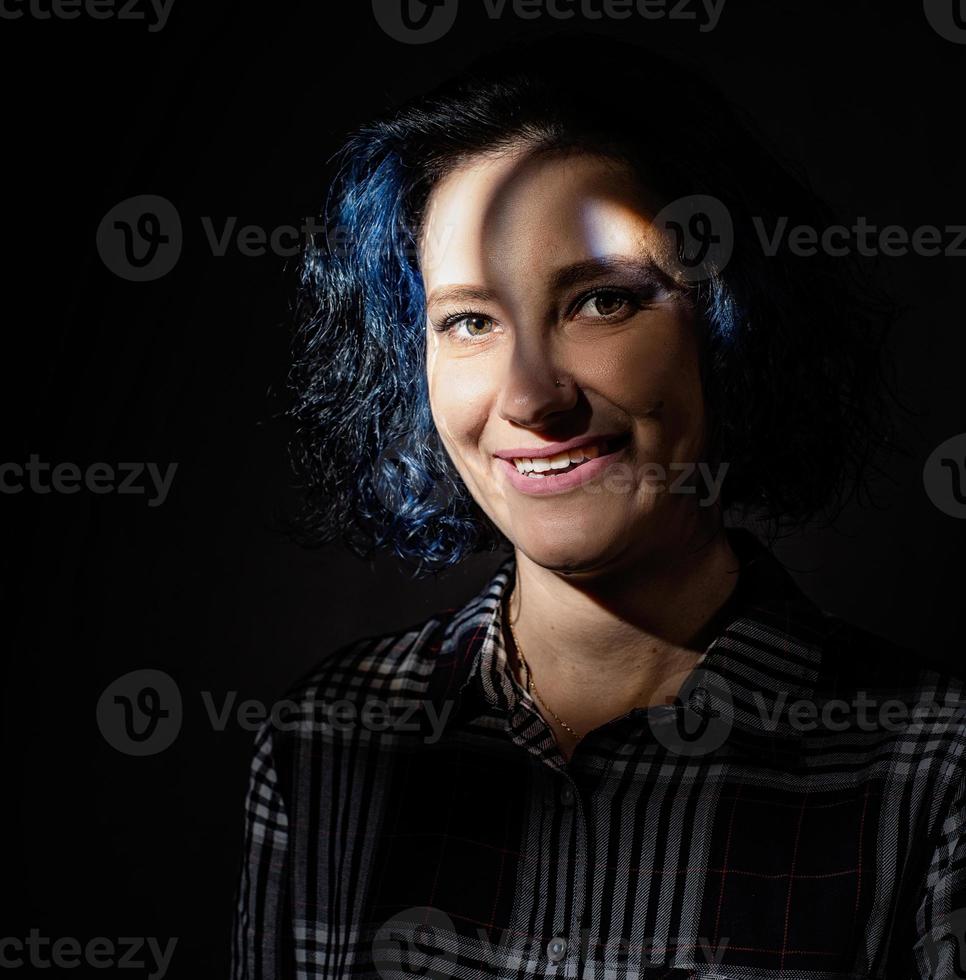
546, 936, 567, 963
560, 784, 575, 807
689, 685, 710, 715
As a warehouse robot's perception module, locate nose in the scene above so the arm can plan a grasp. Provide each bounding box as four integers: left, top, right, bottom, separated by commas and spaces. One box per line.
496, 334, 578, 428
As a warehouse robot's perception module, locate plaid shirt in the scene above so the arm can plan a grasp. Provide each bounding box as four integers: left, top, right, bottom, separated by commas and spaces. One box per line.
232, 530, 966, 979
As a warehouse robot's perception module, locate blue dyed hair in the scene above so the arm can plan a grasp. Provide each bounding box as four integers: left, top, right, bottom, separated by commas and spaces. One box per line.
288, 33, 897, 575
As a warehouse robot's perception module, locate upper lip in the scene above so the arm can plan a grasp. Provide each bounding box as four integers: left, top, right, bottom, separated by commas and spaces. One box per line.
493, 433, 624, 461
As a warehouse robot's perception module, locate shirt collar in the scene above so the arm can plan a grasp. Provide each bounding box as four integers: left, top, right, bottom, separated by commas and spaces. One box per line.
426, 529, 827, 761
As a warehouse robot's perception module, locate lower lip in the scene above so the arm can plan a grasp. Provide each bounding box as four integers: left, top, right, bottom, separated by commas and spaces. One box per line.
497, 442, 629, 497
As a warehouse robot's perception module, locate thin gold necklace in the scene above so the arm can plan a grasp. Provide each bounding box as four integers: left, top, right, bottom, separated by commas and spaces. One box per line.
507, 612, 583, 741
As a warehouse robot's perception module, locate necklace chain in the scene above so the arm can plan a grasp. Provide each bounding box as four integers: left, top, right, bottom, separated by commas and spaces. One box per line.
507, 608, 583, 741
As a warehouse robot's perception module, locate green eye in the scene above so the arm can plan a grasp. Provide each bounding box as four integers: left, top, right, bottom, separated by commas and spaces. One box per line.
460, 315, 492, 336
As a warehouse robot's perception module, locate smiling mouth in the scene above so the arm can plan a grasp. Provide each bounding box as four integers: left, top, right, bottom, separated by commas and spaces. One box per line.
510, 434, 630, 478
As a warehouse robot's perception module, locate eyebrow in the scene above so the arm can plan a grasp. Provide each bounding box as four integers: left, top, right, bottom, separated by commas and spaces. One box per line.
425, 284, 500, 309
549, 256, 666, 293
425, 255, 668, 310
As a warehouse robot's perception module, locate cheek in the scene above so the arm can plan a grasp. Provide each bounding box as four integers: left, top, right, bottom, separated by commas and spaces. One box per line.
582, 311, 705, 441
426, 336, 493, 454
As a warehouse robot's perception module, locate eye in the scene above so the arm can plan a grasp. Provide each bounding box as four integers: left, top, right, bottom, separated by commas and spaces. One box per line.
574, 289, 634, 320
441, 312, 495, 341
458, 314, 493, 336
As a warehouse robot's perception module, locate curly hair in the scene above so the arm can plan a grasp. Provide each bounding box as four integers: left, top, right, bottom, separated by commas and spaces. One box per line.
287, 32, 899, 576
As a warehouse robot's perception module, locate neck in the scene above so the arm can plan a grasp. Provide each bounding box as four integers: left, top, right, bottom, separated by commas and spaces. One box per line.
506, 521, 740, 758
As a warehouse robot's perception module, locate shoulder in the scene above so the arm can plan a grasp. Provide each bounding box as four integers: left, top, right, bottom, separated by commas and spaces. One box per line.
260, 555, 514, 760
283, 554, 515, 699
284, 612, 449, 707
817, 612, 966, 711
246, 611, 454, 792
810, 611, 966, 779
732, 531, 966, 752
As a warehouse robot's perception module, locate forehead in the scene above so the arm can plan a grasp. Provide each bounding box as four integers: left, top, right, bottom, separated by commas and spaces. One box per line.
418, 148, 663, 289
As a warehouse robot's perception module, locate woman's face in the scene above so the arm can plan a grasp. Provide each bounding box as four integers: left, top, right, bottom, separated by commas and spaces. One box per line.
420, 146, 710, 574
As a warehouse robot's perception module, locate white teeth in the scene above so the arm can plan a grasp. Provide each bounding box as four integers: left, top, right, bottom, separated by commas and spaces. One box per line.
510, 440, 609, 476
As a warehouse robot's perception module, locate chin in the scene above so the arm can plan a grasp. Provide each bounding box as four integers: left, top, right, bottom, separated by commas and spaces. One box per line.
508, 503, 675, 575
519, 546, 610, 576
512, 516, 630, 575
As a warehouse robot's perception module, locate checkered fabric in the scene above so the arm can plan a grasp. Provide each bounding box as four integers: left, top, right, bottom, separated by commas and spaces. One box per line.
232, 529, 966, 979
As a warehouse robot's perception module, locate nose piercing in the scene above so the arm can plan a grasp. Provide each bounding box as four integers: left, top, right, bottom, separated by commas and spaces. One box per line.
554, 378, 565, 388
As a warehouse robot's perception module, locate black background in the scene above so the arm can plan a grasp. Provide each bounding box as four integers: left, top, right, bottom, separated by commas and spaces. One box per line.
2, 1, 965, 976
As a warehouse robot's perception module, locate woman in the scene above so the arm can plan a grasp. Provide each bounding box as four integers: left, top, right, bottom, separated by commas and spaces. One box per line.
233, 35, 966, 979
